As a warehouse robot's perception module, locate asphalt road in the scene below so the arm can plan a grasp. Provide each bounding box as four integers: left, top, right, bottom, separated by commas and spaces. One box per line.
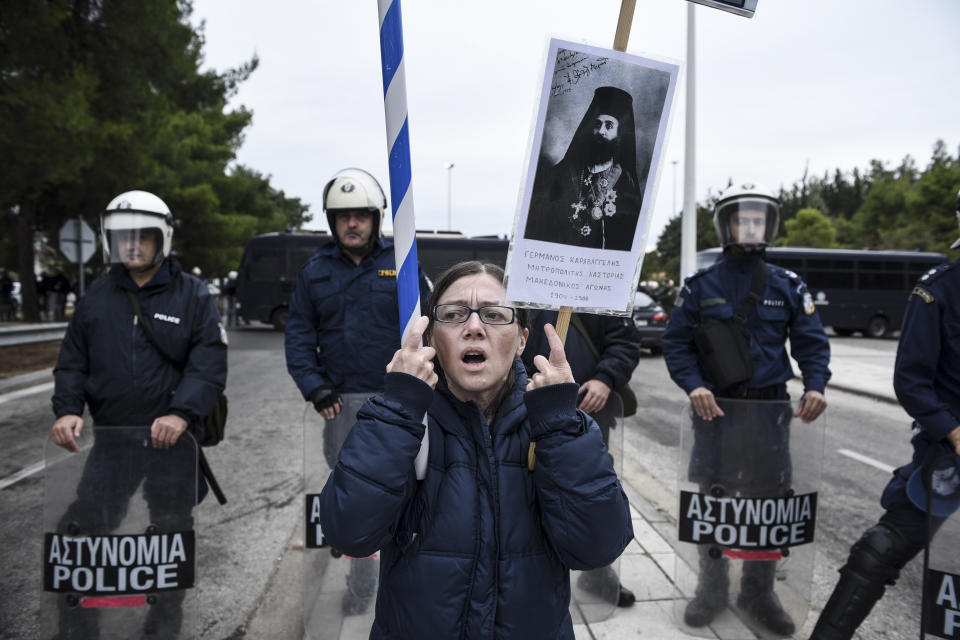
0, 329, 953, 639
0, 325, 306, 640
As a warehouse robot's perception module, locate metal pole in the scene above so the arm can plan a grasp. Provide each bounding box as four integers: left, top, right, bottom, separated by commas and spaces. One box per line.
76, 218, 85, 299
444, 162, 454, 230
680, 3, 697, 281
672, 160, 678, 216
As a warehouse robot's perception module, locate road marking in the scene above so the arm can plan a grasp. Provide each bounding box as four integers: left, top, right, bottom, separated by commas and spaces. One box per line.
837, 448, 895, 474
0, 381, 54, 405
0, 442, 93, 491
0, 460, 46, 490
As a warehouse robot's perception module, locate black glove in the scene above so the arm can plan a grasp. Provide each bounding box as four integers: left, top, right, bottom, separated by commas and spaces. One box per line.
308, 385, 341, 414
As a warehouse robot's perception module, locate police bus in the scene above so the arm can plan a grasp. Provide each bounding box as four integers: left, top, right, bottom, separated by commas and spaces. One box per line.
696, 247, 947, 337
236, 232, 509, 330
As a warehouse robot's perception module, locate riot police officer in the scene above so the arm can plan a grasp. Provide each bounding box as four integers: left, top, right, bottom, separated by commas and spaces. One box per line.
809, 189, 960, 639
284, 168, 429, 614
50, 190, 227, 638
662, 183, 831, 636
284, 167, 430, 421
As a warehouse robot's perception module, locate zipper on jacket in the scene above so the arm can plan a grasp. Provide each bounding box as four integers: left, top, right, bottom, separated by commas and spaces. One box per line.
482, 412, 502, 636
131, 312, 138, 391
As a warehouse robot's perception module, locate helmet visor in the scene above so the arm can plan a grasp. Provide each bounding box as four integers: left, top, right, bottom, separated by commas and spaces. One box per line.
103, 227, 162, 266
716, 198, 779, 247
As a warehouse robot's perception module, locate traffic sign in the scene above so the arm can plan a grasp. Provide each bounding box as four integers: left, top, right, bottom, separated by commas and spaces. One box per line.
687, 0, 758, 18
59, 219, 96, 264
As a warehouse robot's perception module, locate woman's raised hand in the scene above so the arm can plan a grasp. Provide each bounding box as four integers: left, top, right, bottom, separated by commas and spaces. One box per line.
386, 315, 438, 388
526, 323, 575, 391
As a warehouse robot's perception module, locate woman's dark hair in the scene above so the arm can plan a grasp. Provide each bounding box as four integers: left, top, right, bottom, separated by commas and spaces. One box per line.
425, 261, 528, 341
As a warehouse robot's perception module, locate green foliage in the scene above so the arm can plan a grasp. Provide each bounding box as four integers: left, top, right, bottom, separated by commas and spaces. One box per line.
0, 0, 310, 317
776, 208, 837, 248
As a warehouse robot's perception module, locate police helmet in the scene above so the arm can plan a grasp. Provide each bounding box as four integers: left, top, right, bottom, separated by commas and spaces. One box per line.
714, 183, 780, 253
322, 168, 387, 246
951, 187, 960, 250
101, 190, 174, 266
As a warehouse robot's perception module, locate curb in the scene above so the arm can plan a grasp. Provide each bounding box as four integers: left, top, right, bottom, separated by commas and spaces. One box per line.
823, 382, 897, 406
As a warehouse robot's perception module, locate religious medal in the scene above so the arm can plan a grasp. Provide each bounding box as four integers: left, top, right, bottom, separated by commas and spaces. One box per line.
591, 206, 603, 220
570, 200, 586, 220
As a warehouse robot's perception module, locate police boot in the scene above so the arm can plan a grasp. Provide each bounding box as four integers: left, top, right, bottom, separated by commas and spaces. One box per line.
342, 559, 378, 616
576, 564, 620, 605
737, 560, 795, 636
809, 523, 915, 640
684, 547, 729, 627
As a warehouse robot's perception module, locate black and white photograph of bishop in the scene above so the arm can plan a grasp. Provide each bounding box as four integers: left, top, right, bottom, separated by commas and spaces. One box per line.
522, 46, 673, 252
526, 86, 641, 250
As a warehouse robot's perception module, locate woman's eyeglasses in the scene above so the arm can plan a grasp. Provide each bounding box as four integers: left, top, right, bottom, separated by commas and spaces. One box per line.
433, 304, 516, 325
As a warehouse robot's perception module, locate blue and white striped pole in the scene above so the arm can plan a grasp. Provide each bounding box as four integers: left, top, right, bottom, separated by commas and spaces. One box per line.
378, 0, 428, 479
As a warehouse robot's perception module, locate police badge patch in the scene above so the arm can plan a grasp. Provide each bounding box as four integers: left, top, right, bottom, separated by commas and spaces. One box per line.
802, 292, 815, 315
218, 322, 229, 345
911, 286, 935, 303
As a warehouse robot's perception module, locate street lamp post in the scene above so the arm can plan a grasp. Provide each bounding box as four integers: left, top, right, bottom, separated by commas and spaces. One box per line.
443, 162, 454, 231
672, 160, 678, 216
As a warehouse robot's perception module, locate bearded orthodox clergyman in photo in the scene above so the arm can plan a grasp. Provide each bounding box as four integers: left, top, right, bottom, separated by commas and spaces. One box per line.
525, 85, 643, 251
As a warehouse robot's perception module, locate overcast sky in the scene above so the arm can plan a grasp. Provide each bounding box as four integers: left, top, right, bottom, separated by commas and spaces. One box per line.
191, 0, 960, 249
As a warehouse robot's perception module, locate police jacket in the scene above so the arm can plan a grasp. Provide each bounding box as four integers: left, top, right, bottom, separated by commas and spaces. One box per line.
662, 252, 831, 394
284, 237, 430, 398
319, 360, 634, 640
53, 259, 227, 427
893, 260, 960, 440
522, 310, 640, 390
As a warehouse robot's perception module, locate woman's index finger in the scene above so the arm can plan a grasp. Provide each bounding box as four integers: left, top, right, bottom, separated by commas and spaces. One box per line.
543, 323, 567, 365
403, 315, 430, 350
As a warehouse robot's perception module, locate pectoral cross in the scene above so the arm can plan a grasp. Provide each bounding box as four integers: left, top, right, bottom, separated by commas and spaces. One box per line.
570, 200, 586, 218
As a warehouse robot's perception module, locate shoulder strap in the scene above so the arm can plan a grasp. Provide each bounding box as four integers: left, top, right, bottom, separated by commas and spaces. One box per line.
732, 263, 769, 325
568, 313, 601, 361
123, 289, 180, 367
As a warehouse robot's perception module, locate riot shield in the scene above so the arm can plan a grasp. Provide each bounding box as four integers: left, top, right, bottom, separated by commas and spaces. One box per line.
674, 398, 825, 639
41, 426, 199, 640
920, 451, 960, 640
569, 391, 625, 624
303, 393, 379, 640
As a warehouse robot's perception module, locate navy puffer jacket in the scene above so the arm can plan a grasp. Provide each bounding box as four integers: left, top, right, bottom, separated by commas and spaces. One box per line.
319, 359, 634, 639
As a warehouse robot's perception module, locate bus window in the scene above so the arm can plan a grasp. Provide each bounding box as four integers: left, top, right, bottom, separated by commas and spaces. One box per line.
769, 257, 804, 274
288, 247, 317, 279
418, 247, 468, 282
859, 271, 907, 290
806, 270, 855, 289
907, 262, 941, 281
248, 249, 281, 282
474, 248, 508, 270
